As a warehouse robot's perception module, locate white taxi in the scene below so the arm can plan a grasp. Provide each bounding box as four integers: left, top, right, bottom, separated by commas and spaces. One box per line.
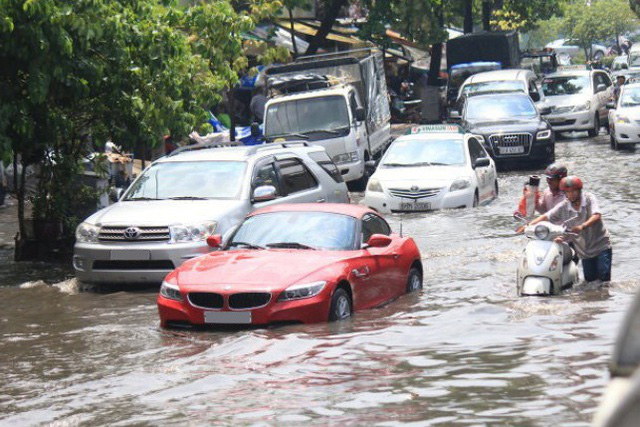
364, 125, 498, 213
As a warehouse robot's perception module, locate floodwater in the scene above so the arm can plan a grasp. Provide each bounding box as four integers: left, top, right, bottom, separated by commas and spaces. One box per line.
1, 133, 639, 426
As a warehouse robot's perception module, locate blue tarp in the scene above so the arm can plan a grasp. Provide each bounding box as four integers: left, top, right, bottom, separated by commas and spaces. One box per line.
208, 112, 263, 146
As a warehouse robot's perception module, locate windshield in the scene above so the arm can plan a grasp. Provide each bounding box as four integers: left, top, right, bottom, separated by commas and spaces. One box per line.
264, 96, 350, 137
465, 95, 537, 121
620, 87, 640, 107
630, 53, 640, 67
124, 161, 246, 200
542, 75, 590, 96
382, 138, 466, 167
228, 211, 357, 251
461, 80, 525, 96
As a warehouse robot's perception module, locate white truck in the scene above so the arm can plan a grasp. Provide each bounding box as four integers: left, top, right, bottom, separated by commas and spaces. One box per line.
263, 49, 392, 190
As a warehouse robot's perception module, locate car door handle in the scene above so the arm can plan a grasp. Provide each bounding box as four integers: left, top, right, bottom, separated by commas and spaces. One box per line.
352, 266, 370, 278
316, 198, 326, 203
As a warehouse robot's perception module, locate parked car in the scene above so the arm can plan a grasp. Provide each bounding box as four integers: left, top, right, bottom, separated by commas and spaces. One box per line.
541, 69, 613, 136
545, 38, 607, 61
364, 124, 497, 213
460, 92, 555, 170
157, 203, 423, 327
592, 289, 640, 426
457, 69, 545, 107
73, 142, 350, 284
608, 82, 640, 149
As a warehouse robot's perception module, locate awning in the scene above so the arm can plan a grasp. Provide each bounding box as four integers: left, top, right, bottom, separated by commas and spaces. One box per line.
276, 19, 366, 46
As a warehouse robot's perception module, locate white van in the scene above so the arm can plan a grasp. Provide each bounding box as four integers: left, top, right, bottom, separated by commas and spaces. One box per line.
457, 69, 545, 106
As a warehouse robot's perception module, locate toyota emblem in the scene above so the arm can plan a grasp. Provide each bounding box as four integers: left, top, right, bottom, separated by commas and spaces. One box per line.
410, 185, 419, 192
123, 227, 142, 240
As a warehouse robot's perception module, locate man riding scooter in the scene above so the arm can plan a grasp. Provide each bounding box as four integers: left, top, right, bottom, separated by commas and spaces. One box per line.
524, 176, 613, 283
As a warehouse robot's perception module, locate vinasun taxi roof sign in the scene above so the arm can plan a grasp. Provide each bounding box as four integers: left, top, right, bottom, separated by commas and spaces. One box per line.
406, 124, 464, 135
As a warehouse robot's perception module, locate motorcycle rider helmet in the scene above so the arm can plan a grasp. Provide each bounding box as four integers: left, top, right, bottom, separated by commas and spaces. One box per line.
559, 176, 583, 191
544, 163, 568, 180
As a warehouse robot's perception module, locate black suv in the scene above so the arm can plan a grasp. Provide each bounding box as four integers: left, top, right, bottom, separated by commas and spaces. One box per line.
460, 92, 554, 170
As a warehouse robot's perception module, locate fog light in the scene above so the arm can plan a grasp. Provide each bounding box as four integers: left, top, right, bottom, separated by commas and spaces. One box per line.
73, 256, 86, 271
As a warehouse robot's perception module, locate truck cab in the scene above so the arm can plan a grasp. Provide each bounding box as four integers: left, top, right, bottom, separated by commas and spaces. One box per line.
264, 84, 378, 186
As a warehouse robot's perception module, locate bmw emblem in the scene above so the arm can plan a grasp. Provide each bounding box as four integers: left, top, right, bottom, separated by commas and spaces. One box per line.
410, 185, 419, 192
224, 285, 232, 290
123, 227, 142, 240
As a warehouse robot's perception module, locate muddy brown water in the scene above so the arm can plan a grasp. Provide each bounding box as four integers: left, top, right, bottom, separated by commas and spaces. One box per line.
1, 133, 639, 426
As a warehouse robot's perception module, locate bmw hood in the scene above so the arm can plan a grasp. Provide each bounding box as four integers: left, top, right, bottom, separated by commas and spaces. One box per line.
85, 199, 246, 226
176, 250, 351, 288
373, 165, 469, 186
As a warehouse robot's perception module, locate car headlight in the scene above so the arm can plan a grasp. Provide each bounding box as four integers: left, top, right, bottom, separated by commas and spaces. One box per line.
277, 281, 326, 302
160, 280, 183, 301
617, 116, 631, 124
450, 177, 471, 191
534, 224, 550, 239
536, 129, 552, 140
573, 101, 591, 112
332, 151, 359, 165
169, 221, 217, 243
367, 178, 383, 193
75, 222, 100, 243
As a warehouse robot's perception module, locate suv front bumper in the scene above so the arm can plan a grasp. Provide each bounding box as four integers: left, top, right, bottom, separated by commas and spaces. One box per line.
74, 241, 212, 284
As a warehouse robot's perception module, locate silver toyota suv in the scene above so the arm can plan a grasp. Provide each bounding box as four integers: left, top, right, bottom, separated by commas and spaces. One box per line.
73, 142, 350, 284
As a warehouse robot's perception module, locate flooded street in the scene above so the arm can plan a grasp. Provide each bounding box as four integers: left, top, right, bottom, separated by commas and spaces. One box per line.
1, 133, 639, 426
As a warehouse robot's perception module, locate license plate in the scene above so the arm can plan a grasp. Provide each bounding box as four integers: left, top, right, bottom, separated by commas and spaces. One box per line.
110, 250, 151, 261
400, 202, 431, 211
204, 311, 252, 324
499, 146, 525, 154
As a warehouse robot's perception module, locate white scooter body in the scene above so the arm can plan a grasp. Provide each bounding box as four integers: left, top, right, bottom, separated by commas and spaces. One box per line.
517, 221, 580, 296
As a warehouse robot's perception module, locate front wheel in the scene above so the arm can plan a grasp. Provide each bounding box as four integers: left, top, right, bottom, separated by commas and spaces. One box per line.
406, 267, 423, 293
472, 190, 479, 208
611, 134, 618, 150
588, 113, 599, 137
494, 180, 499, 198
329, 288, 352, 321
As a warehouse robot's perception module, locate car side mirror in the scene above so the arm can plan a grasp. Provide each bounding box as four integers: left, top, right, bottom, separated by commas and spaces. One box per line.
355, 106, 366, 122
366, 234, 392, 248
473, 157, 491, 169
206, 234, 222, 248
596, 83, 607, 93
250, 122, 261, 137
530, 91, 541, 102
538, 106, 552, 116
253, 185, 278, 202
606, 102, 616, 109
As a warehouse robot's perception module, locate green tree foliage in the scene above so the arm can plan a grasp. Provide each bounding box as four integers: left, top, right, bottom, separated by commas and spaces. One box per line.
0, 0, 284, 240
488, 0, 566, 32
563, 0, 637, 60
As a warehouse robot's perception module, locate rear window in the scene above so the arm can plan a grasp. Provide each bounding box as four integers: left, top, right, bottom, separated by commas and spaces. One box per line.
308, 151, 344, 183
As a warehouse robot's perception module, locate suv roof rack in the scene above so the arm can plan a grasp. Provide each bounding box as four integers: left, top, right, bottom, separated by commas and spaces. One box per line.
248, 141, 311, 155
167, 139, 244, 157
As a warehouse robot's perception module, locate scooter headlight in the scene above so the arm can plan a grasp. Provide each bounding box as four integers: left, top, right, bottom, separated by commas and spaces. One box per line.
534, 224, 550, 239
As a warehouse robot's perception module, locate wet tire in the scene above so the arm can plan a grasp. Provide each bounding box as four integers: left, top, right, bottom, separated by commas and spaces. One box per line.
406, 267, 423, 293
472, 190, 479, 208
611, 134, 619, 150
329, 287, 352, 321
494, 180, 499, 198
588, 114, 599, 137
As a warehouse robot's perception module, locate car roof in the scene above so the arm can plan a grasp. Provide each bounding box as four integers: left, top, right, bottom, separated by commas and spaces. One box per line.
249, 203, 377, 219
466, 69, 531, 83
155, 142, 322, 163
466, 91, 530, 101
403, 124, 465, 137
622, 82, 640, 90
545, 69, 594, 77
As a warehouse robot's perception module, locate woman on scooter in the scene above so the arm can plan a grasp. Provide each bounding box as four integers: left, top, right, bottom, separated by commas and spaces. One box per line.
525, 176, 612, 282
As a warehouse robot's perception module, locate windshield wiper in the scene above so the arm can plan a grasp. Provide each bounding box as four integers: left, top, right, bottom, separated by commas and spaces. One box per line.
229, 241, 264, 250
266, 242, 317, 250
266, 132, 309, 140
382, 163, 412, 167
125, 197, 160, 201
303, 129, 341, 135
415, 162, 449, 166
168, 196, 208, 200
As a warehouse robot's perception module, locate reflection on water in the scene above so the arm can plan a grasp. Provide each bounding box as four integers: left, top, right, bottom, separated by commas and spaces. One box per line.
1, 135, 638, 425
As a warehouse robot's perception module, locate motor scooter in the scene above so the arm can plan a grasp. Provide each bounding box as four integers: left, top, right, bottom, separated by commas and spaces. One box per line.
516, 220, 580, 296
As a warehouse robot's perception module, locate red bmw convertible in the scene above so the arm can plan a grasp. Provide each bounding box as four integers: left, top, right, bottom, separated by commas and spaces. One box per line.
157, 204, 423, 328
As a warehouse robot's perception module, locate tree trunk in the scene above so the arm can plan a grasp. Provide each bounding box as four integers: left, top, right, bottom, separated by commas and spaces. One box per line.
228, 88, 236, 142
427, 43, 442, 87
304, 0, 348, 55
482, 1, 492, 31
288, 7, 298, 58
464, 0, 473, 34
18, 156, 26, 238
